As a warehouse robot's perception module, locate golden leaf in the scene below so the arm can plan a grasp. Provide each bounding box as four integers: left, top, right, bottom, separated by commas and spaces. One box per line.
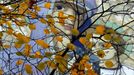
85, 41, 93, 49
45, 52, 53, 58
59, 19, 65, 25
23, 49, 30, 56
82, 55, 90, 61
30, 12, 37, 18
48, 18, 55, 25
15, 33, 30, 43
35, 40, 50, 48
105, 60, 114, 68
58, 64, 67, 73
23, 44, 31, 56
96, 25, 105, 35
86, 33, 92, 40
71, 28, 79, 36
25, 64, 33, 74
67, 43, 76, 50
79, 37, 87, 45
113, 36, 121, 43
0, 32, 3, 38
47, 61, 56, 69
58, 11, 64, 18
16, 59, 23, 65
29, 24, 36, 30
35, 51, 41, 58
50, 26, 59, 34
7, 29, 13, 35
33, 5, 41, 11
44, 29, 50, 34
0, 69, 3, 75
104, 42, 112, 48
16, 52, 23, 56
97, 50, 105, 58
37, 62, 46, 71
55, 36, 63, 42
40, 18, 47, 24
44, 2, 51, 9
103, 34, 111, 40
15, 41, 23, 48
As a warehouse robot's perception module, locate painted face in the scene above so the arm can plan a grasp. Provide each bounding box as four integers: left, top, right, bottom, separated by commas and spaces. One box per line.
52, 2, 75, 35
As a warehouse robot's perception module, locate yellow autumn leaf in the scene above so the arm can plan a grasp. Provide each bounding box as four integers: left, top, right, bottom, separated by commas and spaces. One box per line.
18, 2, 28, 14
16, 59, 23, 65
97, 50, 105, 58
55, 36, 63, 42
29, 24, 36, 30
54, 55, 67, 72
23, 44, 31, 56
14, 41, 23, 48
106, 29, 115, 34
18, 7, 25, 14
59, 19, 65, 25
35, 40, 50, 48
45, 52, 53, 58
84, 63, 91, 69
40, 18, 47, 24
71, 28, 79, 36
79, 37, 87, 45
58, 11, 64, 18
85, 41, 93, 49
113, 36, 121, 43
24, 44, 31, 50
44, 29, 50, 34
15, 33, 30, 43
0, 32, 3, 38
96, 25, 105, 35
105, 60, 114, 68
55, 55, 67, 64
67, 43, 76, 50
2, 7, 11, 14
23, 49, 30, 56
35, 51, 41, 58
37, 62, 46, 71
86, 33, 92, 40
15, 21, 25, 26
82, 55, 90, 61
48, 18, 55, 25
0, 69, 3, 75
103, 34, 111, 40
50, 26, 59, 34
25, 64, 33, 74
104, 42, 112, 49
7, 29, 13, 35
44, 2, 51, 9
58, 64, 67, 73
20, 2, 28, 9
33, 5, 41, 11
46, 15, 53, 19
30, 12, 37, 18
47, 61, 56, 69
6, 21, 12, 27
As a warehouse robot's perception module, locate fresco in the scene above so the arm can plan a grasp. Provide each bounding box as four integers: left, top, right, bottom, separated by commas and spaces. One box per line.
0, 0, 133, 75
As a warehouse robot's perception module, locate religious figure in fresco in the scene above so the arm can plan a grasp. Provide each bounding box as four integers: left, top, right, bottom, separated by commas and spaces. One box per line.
0, 0, 134, 75
51, 0, 110, 74
50, 0, 134, 74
